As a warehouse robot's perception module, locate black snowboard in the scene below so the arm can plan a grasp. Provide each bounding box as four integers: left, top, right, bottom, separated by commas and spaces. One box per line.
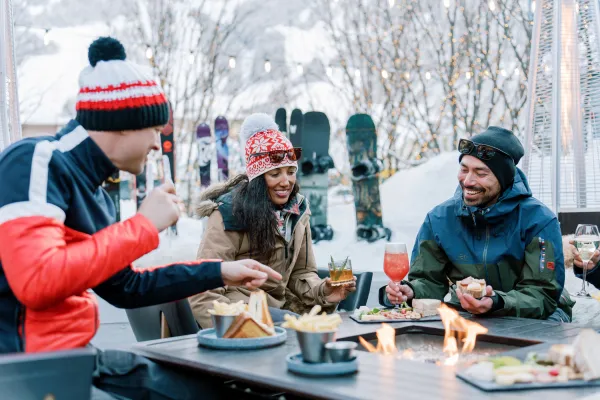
160, 101, 177, 234
345, 114, 390, 242
135, 166, 147, 210
289, 108, 303, 148
301, 111, 334, 243
275, 108, 287, 138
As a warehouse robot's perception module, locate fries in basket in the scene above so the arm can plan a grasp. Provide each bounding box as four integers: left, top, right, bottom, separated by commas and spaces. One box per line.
208, 300, 247, 316
281, 305, 343, 332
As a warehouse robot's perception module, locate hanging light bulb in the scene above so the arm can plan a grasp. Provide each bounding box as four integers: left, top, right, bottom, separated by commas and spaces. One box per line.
514, 67, 520, 76
354, 68, 361, 78
488, 0, 496, 11
500, 69, 507, 77
229, 56, 236, 69
188, 51, 195, 65
388, 0, 395, 8
381, 69, 389, 79
326, 65, 333, 77
145, 46, 153, 59
531, 1, 536, 13
43, 29, 50, 46
297, 63, 304, 74
465, 71, 471, 79
443, 0, 451, 8
425, 71, 432, 80
264, 59, 271, 73
404, 71, 410, 79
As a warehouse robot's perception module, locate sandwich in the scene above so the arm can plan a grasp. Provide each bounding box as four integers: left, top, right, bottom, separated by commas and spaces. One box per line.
222, 311, 273, 338
457, 276, 486, 299
412, 299, 441, 317
222, 290, 275, 338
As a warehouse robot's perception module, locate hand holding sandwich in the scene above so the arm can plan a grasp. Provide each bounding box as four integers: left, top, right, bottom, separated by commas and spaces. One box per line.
221, 259, 282, 290
456, 285, 494, 314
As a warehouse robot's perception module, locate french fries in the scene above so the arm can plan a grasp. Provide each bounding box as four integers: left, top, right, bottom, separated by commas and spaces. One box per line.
281, 305, 343, 332
208, 300, 247, 316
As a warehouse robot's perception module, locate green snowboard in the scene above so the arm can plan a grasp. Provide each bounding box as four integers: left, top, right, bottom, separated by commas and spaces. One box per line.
345, 114, 390, 242
275, 108, 287, 138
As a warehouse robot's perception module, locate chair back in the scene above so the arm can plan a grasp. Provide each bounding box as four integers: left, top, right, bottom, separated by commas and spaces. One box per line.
126, 299, 199, 342
316, 269, 373, 312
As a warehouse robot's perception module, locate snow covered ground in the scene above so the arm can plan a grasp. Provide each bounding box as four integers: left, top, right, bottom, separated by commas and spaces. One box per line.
94, 153, 600, 348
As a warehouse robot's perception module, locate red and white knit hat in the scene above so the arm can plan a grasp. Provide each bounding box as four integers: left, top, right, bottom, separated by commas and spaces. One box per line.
241, 113, 298, 181
75, 37, 169, 131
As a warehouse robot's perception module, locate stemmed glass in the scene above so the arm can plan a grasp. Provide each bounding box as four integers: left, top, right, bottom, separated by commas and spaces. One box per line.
574, 224, 600, 298
383, 243, 410, 308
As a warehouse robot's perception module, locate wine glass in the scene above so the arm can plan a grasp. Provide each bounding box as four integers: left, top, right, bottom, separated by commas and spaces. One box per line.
383, 243, 410, 308
574, 224, 600, 298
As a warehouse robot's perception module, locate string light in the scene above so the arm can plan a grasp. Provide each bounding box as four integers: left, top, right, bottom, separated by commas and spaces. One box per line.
531, 0, 536, 13
188, 51, 195, 65
425, 71, 431, 80
228, 56, 236, 69
43, 29, 50, 46
514, 67, 520, 76
326, 65, 333, 77
264, 59, 271, 73
297, 63, 303, 74
381, 69, 389, 79
465, 71, 471, 79
388, 0, 395, 8
488, 0, 496, 12
404, 71, 410, 79
145, 46, 153, 59
443, 0, 451, 8
500, 69, 507, 77
354, 68, 361, 78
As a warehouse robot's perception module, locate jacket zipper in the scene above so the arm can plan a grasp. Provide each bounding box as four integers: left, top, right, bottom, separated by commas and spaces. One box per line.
483, 225, 490, 282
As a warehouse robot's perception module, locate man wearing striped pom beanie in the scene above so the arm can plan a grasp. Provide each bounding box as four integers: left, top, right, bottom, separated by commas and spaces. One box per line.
0, 37, 281, 398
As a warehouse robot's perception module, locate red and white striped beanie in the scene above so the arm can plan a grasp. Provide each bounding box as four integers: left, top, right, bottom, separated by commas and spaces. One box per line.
241, 113, 297, 181
75, 37, 169, 131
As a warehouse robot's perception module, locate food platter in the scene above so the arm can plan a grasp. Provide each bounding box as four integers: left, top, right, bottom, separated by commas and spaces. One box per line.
350, 305, 441, 324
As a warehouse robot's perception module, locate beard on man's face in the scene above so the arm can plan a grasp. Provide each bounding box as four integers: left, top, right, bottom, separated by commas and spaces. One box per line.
461, 182, 501, 208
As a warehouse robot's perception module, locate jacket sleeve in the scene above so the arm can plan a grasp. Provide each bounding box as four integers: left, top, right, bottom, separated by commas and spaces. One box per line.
380, 214, 451, 306
490, 219, 563, 319
287, 223, 335, 308
188, 210, 239, 327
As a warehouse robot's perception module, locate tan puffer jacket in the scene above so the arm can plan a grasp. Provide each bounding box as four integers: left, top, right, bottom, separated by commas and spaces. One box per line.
188, 180, 336, 328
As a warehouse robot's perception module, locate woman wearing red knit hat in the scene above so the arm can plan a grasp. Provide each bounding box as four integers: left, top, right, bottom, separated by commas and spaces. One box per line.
190, 113, 356, 328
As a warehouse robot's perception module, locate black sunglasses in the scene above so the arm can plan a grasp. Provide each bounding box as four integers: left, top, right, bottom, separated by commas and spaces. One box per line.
250, 148, 302, 164
458, 139, 512, 161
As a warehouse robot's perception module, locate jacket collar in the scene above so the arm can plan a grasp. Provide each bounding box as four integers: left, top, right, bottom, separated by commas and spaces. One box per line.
217, 191, 307, 231
58, 120, 118, 188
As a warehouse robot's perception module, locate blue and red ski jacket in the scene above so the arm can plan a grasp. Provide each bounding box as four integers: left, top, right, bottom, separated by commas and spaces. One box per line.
0, 120, 222, 353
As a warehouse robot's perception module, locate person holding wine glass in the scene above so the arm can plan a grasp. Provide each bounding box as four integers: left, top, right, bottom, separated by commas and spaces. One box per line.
569, 225, 600, 293
380, 127, 574, 322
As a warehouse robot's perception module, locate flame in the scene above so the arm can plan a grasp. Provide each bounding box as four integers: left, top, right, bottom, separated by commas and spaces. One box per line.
359, 323, 397, 355
438, 304, 488, 364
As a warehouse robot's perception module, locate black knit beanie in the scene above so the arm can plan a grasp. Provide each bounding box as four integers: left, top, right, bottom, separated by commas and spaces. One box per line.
459, 126, 525, 193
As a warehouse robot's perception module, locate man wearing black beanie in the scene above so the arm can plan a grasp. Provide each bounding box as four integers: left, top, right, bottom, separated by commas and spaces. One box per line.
381, 127, 574, 322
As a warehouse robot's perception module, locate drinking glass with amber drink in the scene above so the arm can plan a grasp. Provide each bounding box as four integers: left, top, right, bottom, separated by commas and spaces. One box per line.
328, 256, 353, 286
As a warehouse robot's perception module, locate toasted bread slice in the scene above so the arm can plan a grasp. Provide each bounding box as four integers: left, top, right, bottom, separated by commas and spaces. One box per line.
222, 312, 274, 338
248, 290, 274, 328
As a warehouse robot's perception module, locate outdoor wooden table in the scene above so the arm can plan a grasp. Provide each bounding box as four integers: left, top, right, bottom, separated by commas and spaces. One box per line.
132, 313, 600, 399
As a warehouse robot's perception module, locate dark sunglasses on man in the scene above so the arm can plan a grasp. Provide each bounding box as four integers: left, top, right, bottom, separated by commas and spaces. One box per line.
250, 148, 302, 164
458, 139, 513, 162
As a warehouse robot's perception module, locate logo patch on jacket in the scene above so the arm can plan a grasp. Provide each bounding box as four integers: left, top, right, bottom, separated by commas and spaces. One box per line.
547, 262, 555, 270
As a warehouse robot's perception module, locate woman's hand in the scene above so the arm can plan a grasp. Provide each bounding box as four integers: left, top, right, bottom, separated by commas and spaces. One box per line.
323, 276, 357, 303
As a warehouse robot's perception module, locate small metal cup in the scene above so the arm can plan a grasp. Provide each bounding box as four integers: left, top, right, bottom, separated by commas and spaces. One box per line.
296, 330, 337, 363
325, 341, 357, 363
211, 314, 238, 338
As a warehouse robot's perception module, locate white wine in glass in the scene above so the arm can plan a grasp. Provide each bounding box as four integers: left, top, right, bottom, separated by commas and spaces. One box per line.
574, 224, 600, 298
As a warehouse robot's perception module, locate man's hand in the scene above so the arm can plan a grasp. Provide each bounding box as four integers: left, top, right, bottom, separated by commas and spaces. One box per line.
385, 281, 414, 304
570, 240, 600, 270
221, 259, 282, 290
456, 285, 494, 314
138, 182, 182, 232
323, 276, 357, 303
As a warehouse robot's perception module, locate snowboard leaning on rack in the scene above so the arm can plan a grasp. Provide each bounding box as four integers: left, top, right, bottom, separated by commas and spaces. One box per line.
135, 166, 147, 210
345, 114, 391, 243
301, 111, 334, 243
161, 102, 177, 234
215, 116, 229, 182
275, 108, 288, 138
103, 170, 121, 222
289, 108, 303, 149
196, 123, 212, 190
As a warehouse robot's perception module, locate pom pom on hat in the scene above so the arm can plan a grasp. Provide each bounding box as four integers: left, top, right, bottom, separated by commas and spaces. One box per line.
240, 113, 279, 144
87, 37, 127, 67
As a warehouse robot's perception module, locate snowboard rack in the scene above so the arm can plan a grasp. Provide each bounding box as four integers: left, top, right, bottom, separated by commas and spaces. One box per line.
356, 224, 392, 243
311, 224, 334, 244
351, 158, 383, 181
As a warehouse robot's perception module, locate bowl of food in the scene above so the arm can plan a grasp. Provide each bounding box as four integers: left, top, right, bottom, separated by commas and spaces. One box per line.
282, 305, 343, 363
208, 300, 247, 338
